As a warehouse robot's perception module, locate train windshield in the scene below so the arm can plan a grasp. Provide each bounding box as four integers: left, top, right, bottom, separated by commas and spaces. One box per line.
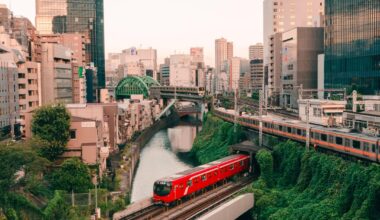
154, 181, 172, 196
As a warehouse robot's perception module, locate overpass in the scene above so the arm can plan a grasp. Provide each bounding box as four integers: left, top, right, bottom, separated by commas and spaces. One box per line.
150, 86, 205, 102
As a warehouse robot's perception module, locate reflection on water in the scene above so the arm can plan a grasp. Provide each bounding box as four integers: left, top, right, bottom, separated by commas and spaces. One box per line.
130, 130, 193, 202
168, 126, 199, 153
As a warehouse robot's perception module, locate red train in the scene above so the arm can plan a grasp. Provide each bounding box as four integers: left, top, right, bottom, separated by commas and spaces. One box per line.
153, 154, 250, 205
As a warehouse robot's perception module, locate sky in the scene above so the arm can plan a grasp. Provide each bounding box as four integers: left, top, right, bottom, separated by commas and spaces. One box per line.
2, 0, 263, 65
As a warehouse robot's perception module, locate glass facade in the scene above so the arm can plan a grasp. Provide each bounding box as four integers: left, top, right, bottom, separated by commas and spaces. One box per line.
36, 0, 105, 94
324, 0, 380, 95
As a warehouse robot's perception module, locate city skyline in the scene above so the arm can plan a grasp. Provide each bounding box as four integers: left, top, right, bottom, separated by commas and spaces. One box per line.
4, 0, 263, 65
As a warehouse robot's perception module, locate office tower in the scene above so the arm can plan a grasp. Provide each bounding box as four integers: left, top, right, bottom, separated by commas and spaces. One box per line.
324, 0, 380, 95
40, 43, 73, 104
0, 46, 21, 139
215, 38, 233, 92
229, 57, 241, 91
251, 59, 264, 91
170, 54, 194, 87
190, 47, 205, 87
249, 43, 264, 60
263, 0, 324, 95
36, 0, 105, 100
281, 27, 324, 108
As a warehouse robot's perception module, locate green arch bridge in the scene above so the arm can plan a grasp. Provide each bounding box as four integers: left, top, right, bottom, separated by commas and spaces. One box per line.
115, 75, 160, 100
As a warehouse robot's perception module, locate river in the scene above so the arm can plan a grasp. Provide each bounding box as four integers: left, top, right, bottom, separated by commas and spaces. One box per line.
130, 125, 199, 202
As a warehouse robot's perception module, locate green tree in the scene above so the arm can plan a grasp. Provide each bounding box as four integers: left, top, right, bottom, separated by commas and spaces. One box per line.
50, 158, 93, 193
0, 144, 49, 219
31, 104, 71, 161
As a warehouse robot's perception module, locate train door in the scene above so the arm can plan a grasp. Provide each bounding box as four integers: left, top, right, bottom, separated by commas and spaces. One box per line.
344, 138, 350, 153
362, 142, 370, 158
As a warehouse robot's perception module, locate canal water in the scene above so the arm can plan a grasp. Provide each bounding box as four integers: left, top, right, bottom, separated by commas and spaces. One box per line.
130, 125, 199, 202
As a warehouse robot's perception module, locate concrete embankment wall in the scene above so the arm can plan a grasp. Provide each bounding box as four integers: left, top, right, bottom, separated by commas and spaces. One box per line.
125, 112, 180, 190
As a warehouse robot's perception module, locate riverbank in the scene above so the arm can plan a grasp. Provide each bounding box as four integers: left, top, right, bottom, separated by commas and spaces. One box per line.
190, 113, 245, 165
249, 141, 380, 219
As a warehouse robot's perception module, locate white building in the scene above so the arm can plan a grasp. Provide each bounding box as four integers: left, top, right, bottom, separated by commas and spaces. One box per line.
249, 43, 263, 60
169, 54, 194, 87
298, 99, 346, 127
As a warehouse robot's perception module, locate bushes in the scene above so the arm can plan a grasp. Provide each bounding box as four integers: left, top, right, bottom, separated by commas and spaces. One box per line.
190, 113, 245, 165
251, 141, 380, 219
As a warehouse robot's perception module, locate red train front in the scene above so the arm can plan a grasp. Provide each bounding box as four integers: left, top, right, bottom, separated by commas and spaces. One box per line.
153, 154, 250, 205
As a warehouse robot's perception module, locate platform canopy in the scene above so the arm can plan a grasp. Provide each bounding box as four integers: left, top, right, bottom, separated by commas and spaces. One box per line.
115, 75, 160, 100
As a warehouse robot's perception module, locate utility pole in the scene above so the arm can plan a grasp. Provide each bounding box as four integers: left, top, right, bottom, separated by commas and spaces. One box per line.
306, 100, 310, 150
259, 90, 264, 147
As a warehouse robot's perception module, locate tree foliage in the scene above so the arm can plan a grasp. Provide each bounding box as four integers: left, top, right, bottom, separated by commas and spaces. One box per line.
250, 140, 380, 219
31, 104, 71, 161
0, 144, 49, 219
190, 113, 245, 165
49, 158, 93, 193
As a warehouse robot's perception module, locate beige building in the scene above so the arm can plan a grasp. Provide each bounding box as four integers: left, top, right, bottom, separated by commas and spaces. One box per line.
250, 59, 264, 92
66, 116, 109, 176
249, 43, 264, 60
169, 54, 194, 87
215, 38, 233, 92
40, 43, 73, 105
281, 27, 324, 109
66, 103, 119, 152
229, 57, 241, 91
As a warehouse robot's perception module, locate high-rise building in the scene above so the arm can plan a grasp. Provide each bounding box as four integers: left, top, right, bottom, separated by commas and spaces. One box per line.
263, 0, 324, 95
36, 0, 105, 98
119, 47, 158, 78
250, 59, 264, 91
0, 45, 21, 139
229, 57, 241, 91
170, 54, 194, 87
40, 43, 73, 104
249, 43, 264, 60
215, 38, 233, 92
190, 47, 204, 64
324, 0, 380, 95
281, 27, 324, 108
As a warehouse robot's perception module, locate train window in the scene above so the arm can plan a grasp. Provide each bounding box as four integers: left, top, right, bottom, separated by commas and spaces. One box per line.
321, 134, 327, 142
329, 136, 334, 143
214, 171, 218, 176
345, 139, 351, 147
297, 129, 302, 136
363, 143, 369, 152
287, 127, 292, 133
187, 180, 192, 186
353, 140, 361, 149
372, 144, 377, 153
240, 160, 244, 166
314, 132, 320, 140
279, 125, 283, 131
311, 132, 314, 138
230, 164, 234, 170
336, 137, 343, 145
201, 175, 207, 182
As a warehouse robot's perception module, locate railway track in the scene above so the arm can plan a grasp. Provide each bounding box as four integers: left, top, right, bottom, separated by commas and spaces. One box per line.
120, 177, 253, 220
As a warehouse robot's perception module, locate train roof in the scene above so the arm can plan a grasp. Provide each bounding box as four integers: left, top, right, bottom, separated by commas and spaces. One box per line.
157, 154, 248, 182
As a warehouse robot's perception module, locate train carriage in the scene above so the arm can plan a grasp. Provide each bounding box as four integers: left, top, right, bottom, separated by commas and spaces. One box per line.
153, 154, 250, 205
214, 108, 380, 163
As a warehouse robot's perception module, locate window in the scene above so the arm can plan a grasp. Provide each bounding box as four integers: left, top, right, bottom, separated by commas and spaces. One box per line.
321, 134, 327, 142
297, 129, 302, 136
372, 144, 377, 153
336, 137, 343, 145
240, 160, 244, 166
287, 127, 292, 133
70, 130, 76, 139
230, 164, 234, 170
345, 139, 351, 147
201, 175, 206, 182
353, 140, 361, 149
279, 125, 283, 131
329, 136, 334, 143
363, 143, 369, 152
